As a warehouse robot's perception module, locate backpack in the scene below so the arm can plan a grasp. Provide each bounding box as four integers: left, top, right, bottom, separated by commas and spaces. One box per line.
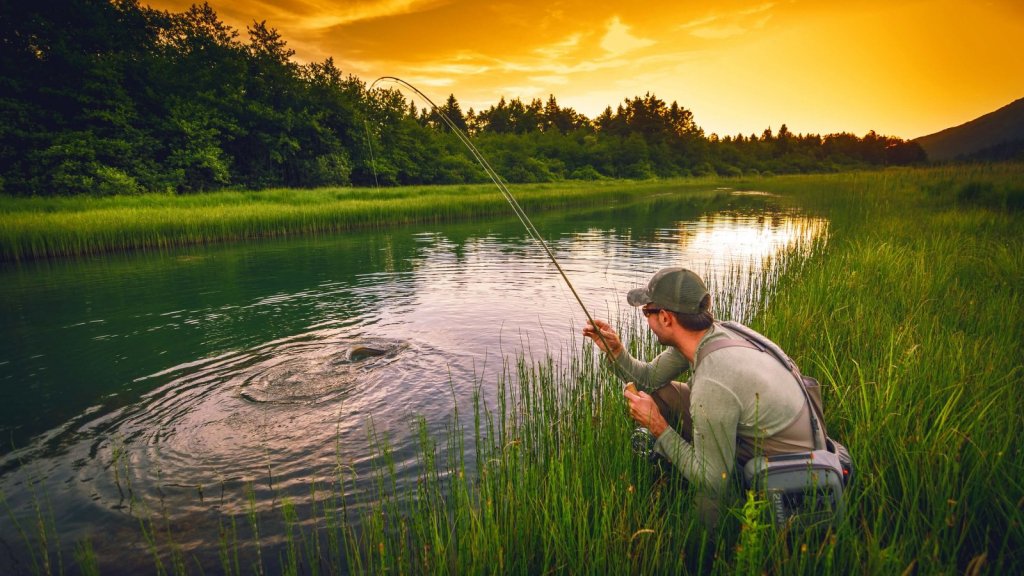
697, 321, 854, 529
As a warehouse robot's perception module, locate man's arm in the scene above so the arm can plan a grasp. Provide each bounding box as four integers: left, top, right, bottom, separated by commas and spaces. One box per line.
652, 377, 741, 495
613, 346, 690, 390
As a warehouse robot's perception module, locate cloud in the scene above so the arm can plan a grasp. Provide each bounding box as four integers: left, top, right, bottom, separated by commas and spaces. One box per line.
291, 0, 452, 29
680, 2, 775, 39
403, 75, 455, 87
738, 2, 776, 17
534, 34, 583, 60
412, 58, 492, 76
600, 16, 655, 55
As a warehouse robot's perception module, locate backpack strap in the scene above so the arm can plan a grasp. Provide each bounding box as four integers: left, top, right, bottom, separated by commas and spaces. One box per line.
696, 337, 760, 365
696, 323, 825, 450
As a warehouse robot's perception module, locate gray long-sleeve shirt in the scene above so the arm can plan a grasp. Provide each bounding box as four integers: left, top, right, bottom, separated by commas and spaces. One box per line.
613, 323, 811, 496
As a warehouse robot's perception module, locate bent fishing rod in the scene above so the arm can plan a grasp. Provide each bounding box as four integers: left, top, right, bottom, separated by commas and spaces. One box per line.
368, 76, 618, 358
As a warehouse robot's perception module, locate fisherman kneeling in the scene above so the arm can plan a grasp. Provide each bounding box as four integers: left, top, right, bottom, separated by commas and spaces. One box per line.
583, 267, 843, 527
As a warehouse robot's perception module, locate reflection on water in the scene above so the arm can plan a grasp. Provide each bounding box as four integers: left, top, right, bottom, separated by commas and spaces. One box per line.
0, 193, 827, 572
691, 211, 822, 264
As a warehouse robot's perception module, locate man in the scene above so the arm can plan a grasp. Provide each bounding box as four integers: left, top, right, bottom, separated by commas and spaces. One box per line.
583, 267, 817, 518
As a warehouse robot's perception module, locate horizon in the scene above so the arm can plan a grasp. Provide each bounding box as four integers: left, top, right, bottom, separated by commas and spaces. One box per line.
147, 1, 1022, 140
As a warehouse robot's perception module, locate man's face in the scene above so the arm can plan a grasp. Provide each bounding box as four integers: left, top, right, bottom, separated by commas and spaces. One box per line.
643, 305, 672, 346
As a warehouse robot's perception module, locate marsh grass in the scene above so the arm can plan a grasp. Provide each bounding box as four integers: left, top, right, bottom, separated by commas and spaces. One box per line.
749, 163, 1024, 573
1, 476, 64, 575
5, 164, 1023, 574
0, 179, 726, 261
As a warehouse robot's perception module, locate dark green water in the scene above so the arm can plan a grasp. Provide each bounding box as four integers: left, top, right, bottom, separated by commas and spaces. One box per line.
0, 192, 826, 573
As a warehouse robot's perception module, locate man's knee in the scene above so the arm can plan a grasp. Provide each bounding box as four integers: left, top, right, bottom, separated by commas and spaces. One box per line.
651, 381, 693, 441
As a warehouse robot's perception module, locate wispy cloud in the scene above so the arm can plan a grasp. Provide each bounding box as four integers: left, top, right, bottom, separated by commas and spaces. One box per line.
412, 58, 492, 76
534, 34, 583, 60
600, 16, 655, 55
738, 2, 776, 17
403, 75, 455, 87
680, 2, 775, 39
291, 0, 451, 29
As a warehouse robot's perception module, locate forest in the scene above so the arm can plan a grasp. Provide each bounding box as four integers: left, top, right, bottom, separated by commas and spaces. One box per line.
0, 1, 928, 197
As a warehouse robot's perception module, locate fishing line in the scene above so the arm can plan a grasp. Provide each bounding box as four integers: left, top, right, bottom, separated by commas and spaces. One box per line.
363, 120, 380, 188
368, 76, 617, 356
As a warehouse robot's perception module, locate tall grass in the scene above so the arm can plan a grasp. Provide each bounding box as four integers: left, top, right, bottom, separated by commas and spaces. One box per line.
7, 164, 1023, 573
746, 163, 1024, 573
0, 179, 727, 261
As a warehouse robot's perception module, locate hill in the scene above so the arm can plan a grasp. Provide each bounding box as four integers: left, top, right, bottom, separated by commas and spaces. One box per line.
914, 98, 1024, 161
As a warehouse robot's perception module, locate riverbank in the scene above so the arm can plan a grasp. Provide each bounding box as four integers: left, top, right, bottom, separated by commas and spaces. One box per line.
0, 178, 730, 262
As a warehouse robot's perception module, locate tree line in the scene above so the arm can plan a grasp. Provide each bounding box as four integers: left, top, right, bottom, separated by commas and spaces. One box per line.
0, 1, 928, 197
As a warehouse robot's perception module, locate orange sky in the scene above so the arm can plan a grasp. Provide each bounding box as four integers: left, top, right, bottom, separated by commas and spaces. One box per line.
146, 0, 1024, 139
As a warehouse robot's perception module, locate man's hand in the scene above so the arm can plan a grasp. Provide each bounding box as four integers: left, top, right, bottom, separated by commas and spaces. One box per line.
623, 387, 669, 438
582, 319, 624, 358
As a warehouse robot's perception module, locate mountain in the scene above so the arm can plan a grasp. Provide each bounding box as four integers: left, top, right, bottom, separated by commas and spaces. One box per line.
914, 98, 1024, 162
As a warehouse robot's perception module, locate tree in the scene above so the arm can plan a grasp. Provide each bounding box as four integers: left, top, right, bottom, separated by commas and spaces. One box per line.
222, 20, 304, 187
885, 139, 927, 165
436, 94, 468, 133
165, 100, 232, 192
151, 3, 247, 191
775, 123, 792, 156
541, 95, 590, 134
477, 97, 510, 134
296, 58, 362, 186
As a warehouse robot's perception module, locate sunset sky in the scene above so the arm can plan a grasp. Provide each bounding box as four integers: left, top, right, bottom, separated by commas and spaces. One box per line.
147, 0, 1023, 139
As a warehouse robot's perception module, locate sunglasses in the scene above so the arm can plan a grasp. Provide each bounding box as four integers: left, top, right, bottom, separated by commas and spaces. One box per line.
641, 307, 663, 317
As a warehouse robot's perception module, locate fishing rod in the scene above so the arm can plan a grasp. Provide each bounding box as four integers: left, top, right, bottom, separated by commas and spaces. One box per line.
367, 76, 618, 357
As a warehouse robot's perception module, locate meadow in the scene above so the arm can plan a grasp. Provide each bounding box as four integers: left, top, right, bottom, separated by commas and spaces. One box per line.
7, 163, 1024, 574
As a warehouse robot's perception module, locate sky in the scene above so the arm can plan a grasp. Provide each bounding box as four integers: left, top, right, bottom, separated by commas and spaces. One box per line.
146, 0, 1024, 139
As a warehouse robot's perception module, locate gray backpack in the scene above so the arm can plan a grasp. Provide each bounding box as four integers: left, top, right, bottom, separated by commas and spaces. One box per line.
698, 321, 854, 529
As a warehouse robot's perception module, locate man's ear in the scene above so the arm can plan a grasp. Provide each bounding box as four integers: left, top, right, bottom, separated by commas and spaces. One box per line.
659, 310, 675, 327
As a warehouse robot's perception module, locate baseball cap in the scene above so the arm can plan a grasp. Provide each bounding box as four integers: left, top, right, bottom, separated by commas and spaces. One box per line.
626, 267, 709, 314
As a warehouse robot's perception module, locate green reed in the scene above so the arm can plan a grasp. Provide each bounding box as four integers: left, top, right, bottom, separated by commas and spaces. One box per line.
745, 163, 1024, 573
0, 179, 725, 261
1, 487, 55, 574
7, 164, 1022, 574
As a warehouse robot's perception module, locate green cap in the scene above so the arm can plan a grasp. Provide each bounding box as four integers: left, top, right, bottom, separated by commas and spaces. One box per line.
627, 267, 709, 314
